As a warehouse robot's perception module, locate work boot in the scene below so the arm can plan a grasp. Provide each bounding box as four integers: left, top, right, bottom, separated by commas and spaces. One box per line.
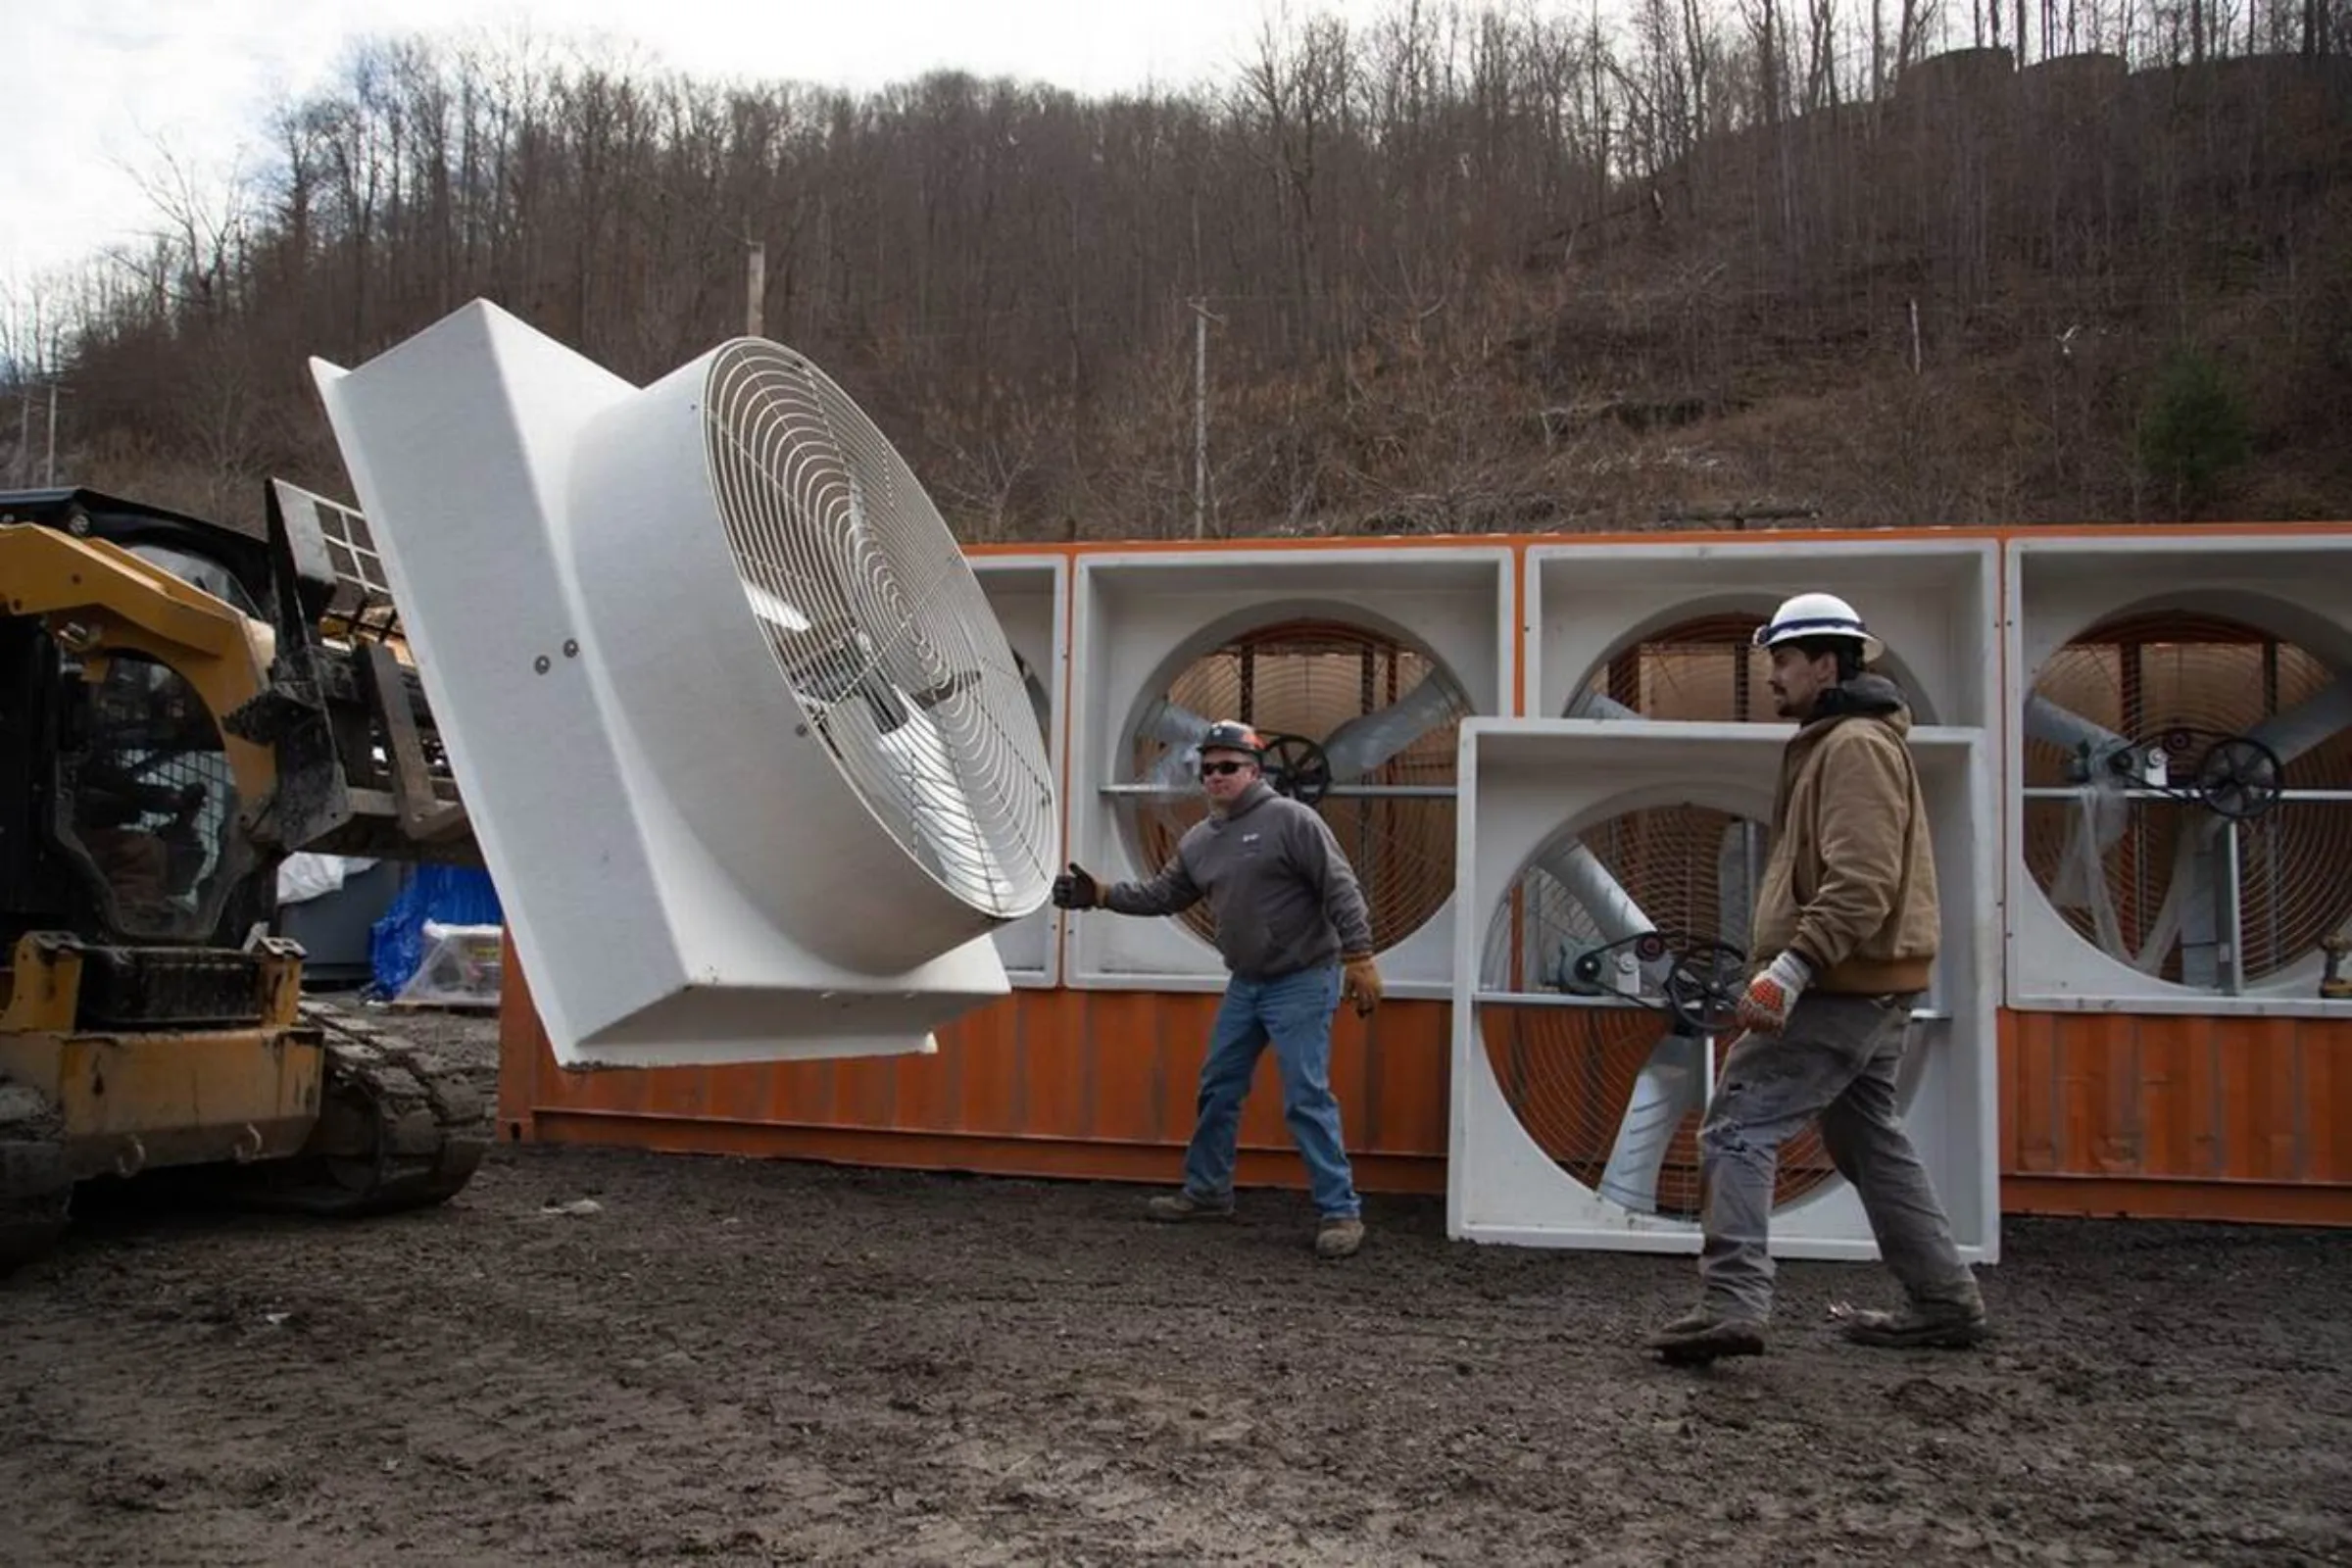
1646, 1305, 1767, 1365
1837, 1294, 1989, 1350
1145, 1189, 1235, 1223
1314, 1215, 1365, 1259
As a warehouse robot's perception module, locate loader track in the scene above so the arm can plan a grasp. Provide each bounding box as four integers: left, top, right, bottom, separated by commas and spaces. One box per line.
221, 1005, 491, 1217
0, 1074, 71, 1273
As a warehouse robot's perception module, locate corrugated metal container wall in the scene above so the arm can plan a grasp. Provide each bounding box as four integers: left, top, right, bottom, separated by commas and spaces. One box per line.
499, 952, 2352, 1225
2000, 1011, 2352, 1224
489, 526, 2352, 1230
498, 956, 1455, 1195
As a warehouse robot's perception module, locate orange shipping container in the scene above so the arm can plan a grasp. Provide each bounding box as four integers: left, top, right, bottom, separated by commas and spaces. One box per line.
489, 522, 2352, 1231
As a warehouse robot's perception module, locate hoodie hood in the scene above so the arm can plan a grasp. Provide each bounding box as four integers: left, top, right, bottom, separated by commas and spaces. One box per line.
1804, 671, 1913, 736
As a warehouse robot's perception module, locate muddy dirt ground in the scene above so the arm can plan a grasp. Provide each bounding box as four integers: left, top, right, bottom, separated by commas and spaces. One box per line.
4, 1007, 2347, 1567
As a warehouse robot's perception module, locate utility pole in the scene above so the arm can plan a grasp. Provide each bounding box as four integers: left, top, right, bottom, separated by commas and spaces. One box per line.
16, 389, 27, 487
1189, 297, 1221, 540
745, 238, 766, 339
43, 382, 57, 485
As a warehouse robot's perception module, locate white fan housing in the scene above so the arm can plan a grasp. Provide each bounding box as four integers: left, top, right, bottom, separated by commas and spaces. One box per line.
310, 300, 1056, 1068
1448, 719, 1999, 1262
970, 553, 1069, 987
1528, 538, 2000, 729
2005, 532, 2352, 1015
1065, 546, 1513, 996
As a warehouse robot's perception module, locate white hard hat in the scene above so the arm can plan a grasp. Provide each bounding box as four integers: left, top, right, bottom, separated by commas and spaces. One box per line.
1752, 591, 1885, 663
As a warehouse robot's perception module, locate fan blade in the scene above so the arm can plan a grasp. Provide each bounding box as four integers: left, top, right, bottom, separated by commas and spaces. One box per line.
1566, 689, 1641, 721
2244, 676, 2352, 766
1595, 1031, 1706, 1215
1534, 839, 1651, 945
1131, 698, 1212, 795
2024, 692, 2129, 756
1319, 674, 1466, 781
2029, 694, 2138, 913
1142, 698, 1211, 749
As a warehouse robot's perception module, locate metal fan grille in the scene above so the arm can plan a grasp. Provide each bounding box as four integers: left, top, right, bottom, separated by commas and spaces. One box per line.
700, 341, 1056, 917
2022, 610, 2352, 988
1119, 619, 1466, 954
1576, 612, 1778, 721
1476, 805, 1843, 1218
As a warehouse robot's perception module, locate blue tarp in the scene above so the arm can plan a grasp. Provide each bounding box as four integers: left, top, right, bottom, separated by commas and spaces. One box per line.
368, 863, 504, 996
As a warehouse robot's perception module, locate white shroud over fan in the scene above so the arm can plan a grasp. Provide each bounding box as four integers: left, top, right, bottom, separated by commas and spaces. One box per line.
310, 300, 1057, 1067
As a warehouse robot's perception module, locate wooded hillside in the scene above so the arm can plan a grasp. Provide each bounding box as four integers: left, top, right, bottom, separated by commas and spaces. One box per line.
5, 1, 2349, 538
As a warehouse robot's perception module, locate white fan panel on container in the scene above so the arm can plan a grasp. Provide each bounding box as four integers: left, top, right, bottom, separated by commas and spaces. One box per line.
1449, 720, 1999, 1263
1510, 609, 1937, 1222
1528, 538, 1998, 729
310, 300, 1056, 1067
1066, 547, 1513, 996
970, 554, 1068, 987
2006, 533, 2352, 1015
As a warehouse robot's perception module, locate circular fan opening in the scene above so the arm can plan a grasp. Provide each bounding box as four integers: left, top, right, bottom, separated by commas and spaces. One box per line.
1476, 804, 1850, 1219
2022, 608, 2352, 988
698, 340, 1056, 918
1116, 616, 1470, 955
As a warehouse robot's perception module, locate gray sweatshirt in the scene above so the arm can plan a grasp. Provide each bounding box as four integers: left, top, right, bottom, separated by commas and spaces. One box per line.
1102, 781, 1376, 980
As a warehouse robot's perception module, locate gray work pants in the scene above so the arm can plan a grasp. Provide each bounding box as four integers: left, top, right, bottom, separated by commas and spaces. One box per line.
1696, 991, 1978, 1323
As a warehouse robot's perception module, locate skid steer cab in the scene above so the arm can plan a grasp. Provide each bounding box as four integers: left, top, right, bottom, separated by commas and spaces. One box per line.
1, 479, 489, 1270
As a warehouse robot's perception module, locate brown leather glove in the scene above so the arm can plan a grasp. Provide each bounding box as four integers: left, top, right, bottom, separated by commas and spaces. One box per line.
1341, 952, 1384, 1017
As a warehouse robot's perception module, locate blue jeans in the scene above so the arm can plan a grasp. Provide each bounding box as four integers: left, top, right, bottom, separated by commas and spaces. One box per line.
1181, 964, 1361, 1218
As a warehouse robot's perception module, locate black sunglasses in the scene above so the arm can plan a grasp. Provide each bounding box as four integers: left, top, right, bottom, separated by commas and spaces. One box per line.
1200, 760, 1251, 776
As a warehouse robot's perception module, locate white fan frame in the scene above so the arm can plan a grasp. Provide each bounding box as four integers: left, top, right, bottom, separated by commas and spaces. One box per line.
310, 300, 1048, 1069
970, 553, 1069, 988
2004, 531, 2352, 1016
1447, 719, 2000, 1263
1527, 537, 2000, 729
1064, 545, 1515, 997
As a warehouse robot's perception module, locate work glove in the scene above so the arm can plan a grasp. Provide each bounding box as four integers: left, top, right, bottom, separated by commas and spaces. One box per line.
1341, 952, 1384, 1017
1051, 862, 1100, 909
1737, 951, 1815, 1035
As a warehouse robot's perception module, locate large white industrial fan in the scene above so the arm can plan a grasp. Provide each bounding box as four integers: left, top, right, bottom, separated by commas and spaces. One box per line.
1449, 718, 1999, 1262
311, 300, 1057, 1067
2006, 533, 2352, 1011
1066, 547, 1513, 994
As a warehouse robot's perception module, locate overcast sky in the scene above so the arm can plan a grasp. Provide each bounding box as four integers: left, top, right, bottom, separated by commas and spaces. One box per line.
1, 0, 1395, 288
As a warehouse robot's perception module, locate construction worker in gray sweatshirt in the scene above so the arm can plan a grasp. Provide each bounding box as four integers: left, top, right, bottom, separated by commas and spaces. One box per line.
1054, 719, 1384, 1259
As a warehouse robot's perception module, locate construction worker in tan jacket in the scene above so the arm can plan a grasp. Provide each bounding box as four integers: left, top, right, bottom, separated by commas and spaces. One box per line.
1649, 592, 1988, 1365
